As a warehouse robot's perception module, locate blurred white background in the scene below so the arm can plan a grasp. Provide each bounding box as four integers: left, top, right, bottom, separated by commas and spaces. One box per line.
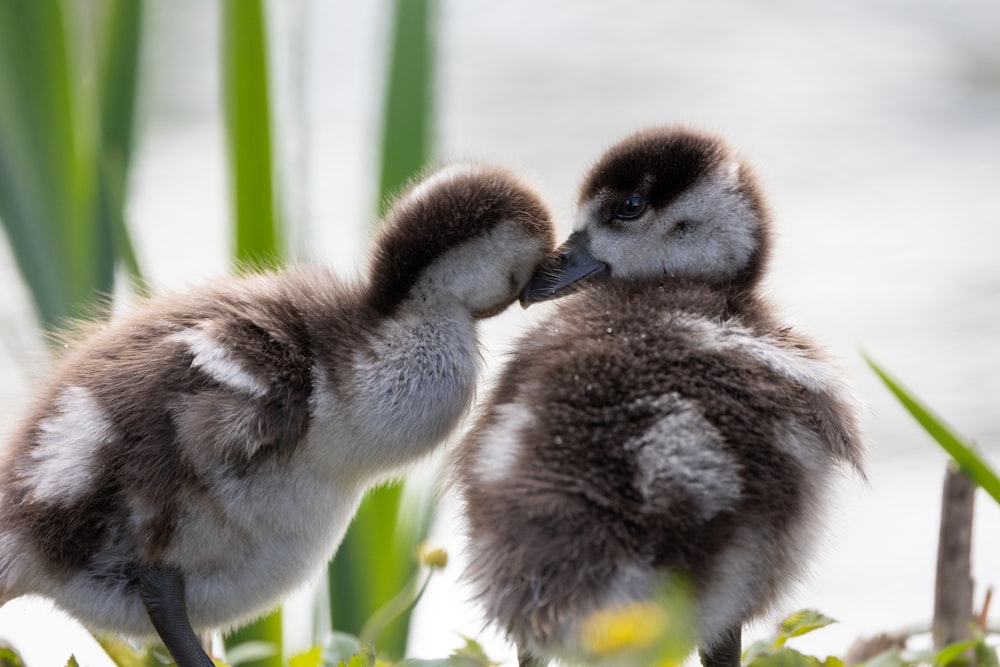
1, 1, 998, 665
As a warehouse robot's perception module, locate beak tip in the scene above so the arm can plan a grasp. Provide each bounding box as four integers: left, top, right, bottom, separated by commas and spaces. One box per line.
518, 231, 607, 306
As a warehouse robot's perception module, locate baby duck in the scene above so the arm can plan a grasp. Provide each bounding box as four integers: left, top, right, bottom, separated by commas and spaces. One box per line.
0, 165, 555, 667
453, 127, 865, 667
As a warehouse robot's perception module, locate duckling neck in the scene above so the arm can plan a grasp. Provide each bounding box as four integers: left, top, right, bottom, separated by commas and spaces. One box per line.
311, 301, 480, 481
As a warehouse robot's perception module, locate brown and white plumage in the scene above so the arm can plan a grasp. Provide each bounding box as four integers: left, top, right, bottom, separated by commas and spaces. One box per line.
452, 127, 865, 667
0, 164, 555, 666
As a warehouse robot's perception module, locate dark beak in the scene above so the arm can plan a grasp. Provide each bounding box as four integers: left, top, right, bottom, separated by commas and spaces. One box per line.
520, 231, 608, 307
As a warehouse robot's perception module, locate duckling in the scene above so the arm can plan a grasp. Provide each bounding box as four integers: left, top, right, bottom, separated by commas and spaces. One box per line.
0, 164, 555, 667
452, 127, 865, 667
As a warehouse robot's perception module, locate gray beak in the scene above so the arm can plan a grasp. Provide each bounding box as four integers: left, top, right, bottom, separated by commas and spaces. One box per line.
520, 231, 608, 307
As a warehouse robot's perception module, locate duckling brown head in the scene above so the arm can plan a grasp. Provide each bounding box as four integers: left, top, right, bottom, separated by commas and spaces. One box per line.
522, 127, 771, 305
368, 164, 556, 318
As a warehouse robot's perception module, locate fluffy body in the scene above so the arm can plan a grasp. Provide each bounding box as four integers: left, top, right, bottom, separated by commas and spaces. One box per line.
0, 165, 554, 640
452, 127, 864, 663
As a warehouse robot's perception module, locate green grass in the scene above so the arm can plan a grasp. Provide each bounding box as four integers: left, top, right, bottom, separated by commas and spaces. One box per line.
0, 0, 142, 329
864, 353, 1000, 506
223, 0, 281, 271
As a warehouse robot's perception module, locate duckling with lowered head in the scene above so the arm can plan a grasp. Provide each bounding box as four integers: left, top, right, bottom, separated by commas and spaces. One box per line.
452, 127, 865, 667
0, 164, 555, 667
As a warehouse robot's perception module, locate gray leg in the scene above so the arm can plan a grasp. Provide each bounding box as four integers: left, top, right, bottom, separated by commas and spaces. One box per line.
139, 565, 215, 667
700, 625, 741, 667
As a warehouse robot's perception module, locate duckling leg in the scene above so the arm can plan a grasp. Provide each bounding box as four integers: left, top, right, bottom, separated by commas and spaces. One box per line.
517, 646, 548, 667
699, 625, 741, 667
138, 565, 215, 667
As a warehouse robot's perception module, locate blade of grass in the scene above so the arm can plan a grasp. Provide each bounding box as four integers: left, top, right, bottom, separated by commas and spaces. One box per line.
0, 0, 142, 329
327, 0, 437, 658
864, 353, 1000, 505
0, 0, 97, 328
374, 0, 436, 218
223, 0, 280, 271
220, 1, 284, 664
96, 0, 144, 288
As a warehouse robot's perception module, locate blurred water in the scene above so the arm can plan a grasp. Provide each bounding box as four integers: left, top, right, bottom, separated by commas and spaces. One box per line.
1, 1, 999, 664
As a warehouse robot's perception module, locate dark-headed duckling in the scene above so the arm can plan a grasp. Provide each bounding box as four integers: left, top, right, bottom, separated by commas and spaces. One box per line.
0, 165, 555, 667
452, 128, 865, 667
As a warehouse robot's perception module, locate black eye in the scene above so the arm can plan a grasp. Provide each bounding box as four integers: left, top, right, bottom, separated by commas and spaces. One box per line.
613, 195, 647, 220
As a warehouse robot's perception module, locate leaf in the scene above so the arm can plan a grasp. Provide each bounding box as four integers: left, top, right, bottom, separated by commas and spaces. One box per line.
975, 641, 1000, 667
0, 0, 98, 328
397, 659, 485, 667
778, 610, 837, 640
66, 656, 80, 667
374, 0, 436, 218
395, 636, 499, 667
92, 635, 162, 667
856, 648, 909, 667
449, 638, 498, 667
340, 647, 375, 667
288, 647, 323, 667
226, 641, 280, 666
321, 633, 364, 667
222, 0, 281, 269
95, 0, 144, 288
933, 639, 979, 666
0, 645, 27, 667
864, 354, 1000, 506
225, 613, 282, 667
743, 639, 780, 664
745, 647, 821, 667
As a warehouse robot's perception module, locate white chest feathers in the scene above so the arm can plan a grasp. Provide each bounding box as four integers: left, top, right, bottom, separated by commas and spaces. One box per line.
308, 311, 480, 481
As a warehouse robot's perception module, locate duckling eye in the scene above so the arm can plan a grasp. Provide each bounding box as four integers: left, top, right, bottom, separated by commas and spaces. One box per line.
613, 195, 647, 220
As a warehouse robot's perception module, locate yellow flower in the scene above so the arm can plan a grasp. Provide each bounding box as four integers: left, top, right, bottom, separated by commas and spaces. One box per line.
416, 542, 449, 569
579, 601, 670, 654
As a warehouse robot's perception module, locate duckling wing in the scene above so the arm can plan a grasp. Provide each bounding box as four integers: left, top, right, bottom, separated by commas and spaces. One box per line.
165, 314, 313, 468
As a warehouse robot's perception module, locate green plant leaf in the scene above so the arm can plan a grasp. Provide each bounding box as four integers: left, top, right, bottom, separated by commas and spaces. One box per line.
374, 0, 436, 219
398, 658, 489, 667
225, 612, 282, 667
856, 648, 909, 667
92, 635, 164, 667
222, 0, 281, 270
745, 647, 821, 667
0, 0, 98, 328
864, 353, 1000, 506
933, 639, 979, 666
328, 484, 415, 657
320, 632, 363, 667
330, 643, 374, 667
0, 0, 143, 329
448, 638, 498, 667
975, 641, 1000, 667
0, 644, 27, 667
226, 641, 279, 666
94, 0, 144, 288
288, 646, 323, 667
779, 610, 837, 640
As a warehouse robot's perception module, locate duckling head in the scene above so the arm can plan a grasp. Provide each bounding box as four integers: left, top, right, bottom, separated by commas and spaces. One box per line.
367, 164, 556, 318
522, 127, 770, 304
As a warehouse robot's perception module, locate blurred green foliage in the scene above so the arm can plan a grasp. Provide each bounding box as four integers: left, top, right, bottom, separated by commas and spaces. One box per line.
865, 354, 1000, 506
0, 0, 142, 330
